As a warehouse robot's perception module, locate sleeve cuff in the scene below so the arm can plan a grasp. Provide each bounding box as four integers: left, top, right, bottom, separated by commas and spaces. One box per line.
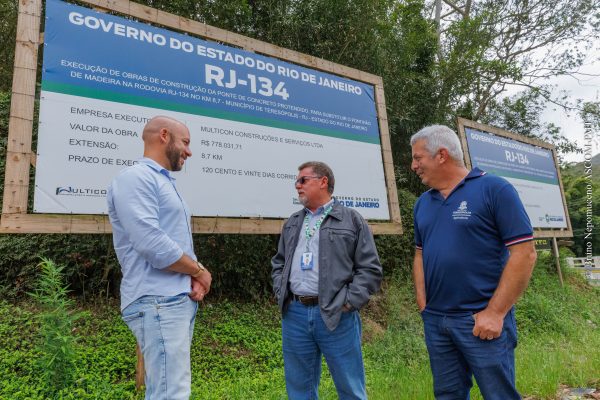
504, 235, 534, 247
152, 247, 185, 269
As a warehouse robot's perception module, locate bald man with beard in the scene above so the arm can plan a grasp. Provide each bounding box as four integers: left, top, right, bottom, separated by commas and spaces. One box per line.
107, 116, 211, 400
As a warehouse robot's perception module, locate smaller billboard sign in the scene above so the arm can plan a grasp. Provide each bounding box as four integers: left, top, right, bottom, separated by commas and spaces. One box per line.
462, 125, 568, 229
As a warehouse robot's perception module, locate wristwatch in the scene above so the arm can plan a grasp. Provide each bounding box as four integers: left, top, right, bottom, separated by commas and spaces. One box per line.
191, 261, 206, 278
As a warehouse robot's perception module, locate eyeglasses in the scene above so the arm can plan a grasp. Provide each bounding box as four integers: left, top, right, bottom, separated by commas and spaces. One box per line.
295, 175, 321, 185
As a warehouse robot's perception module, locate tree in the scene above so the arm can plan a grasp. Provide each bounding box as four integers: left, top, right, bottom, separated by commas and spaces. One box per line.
427, 0, 600, 129
581, 101, 600, 134
561, 167, 600, 257
482, 88, 579, 157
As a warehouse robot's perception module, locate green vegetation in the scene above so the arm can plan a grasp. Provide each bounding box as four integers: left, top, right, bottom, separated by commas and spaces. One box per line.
1, 254, 597, 399
0, 0, 598, 301
28, 258, 87, 395
0, 0, 598, 398
561, 162, 600, 257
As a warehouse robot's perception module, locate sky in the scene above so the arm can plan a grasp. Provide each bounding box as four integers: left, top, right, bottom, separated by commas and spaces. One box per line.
539, 54, 600, 163
483, 56, 599, 164
430, 0, 600, 165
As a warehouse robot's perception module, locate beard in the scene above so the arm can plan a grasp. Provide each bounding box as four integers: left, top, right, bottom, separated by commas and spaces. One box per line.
298, 194, 309, 207
166, 141, 182, 171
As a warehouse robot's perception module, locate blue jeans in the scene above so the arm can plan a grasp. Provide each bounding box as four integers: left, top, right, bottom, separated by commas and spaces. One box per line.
122, 293, 198, 400
421, 309, 520, 400
282, 300, 367, 400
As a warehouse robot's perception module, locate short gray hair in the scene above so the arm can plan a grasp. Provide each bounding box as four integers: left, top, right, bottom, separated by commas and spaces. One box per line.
298, 161, 335, 194
410, 125, 465, 166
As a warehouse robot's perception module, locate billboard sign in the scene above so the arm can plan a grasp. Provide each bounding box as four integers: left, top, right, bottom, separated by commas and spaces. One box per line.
34, 0, 390, 219
462, 124, 568, 229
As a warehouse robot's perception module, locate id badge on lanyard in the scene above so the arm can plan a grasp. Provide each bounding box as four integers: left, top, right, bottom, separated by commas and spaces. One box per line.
300, 204, 333, 271
300, 252, 314, 270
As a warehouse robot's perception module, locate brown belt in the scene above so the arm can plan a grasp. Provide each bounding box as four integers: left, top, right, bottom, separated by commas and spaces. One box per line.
291, 293, 319, 306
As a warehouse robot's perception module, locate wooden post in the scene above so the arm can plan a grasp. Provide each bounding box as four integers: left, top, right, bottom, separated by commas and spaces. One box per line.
135, 343, 145, 390
374, 81, 402, 231
2, 0, 42, 215
551, 236, 564, 287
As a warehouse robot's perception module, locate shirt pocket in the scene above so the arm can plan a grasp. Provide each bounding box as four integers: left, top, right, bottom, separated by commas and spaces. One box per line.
324, 228, 357, 280
283, 223, 300, 249
327, 227, 357, 256
328, 227, 356, 241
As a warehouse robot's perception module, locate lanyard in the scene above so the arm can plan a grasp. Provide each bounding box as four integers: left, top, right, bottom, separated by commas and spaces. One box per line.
304, 205, 333, 250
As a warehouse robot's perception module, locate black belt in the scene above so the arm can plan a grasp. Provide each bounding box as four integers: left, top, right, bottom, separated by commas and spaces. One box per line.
291, 293, 319, 306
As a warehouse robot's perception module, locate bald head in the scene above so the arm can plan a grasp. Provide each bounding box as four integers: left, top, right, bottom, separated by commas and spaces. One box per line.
142, 116, 192, 171
142, 116, 188, 143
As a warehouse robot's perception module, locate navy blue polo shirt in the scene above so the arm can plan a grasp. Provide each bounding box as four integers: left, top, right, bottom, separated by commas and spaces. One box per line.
414, 168, 533, 315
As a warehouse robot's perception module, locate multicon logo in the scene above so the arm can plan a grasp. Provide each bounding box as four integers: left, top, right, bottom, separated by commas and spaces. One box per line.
539, 214, 564, 223
55, 186, 107, 197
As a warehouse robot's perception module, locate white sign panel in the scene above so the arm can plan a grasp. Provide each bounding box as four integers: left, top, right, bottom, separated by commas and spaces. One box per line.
465, 127, 568, 228
34, 0, 390, 219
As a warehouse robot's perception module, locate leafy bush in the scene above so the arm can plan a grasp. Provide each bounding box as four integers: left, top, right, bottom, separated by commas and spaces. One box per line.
0, 190, 416, 301
516, 249, 600, 338
28, 258, 87, 395
0, 233, 121, 300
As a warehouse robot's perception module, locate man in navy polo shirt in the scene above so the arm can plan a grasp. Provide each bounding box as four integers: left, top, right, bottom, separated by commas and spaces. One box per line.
410, 125, 537, 400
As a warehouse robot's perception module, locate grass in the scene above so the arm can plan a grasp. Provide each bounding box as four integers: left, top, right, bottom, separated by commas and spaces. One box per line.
364, 252, 600, 400
0, 253, 598, 399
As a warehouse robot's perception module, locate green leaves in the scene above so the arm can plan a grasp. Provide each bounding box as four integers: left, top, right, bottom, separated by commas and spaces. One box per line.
483, 88, 581, 155
561, 166, 600, 257
28, 258, 86, 396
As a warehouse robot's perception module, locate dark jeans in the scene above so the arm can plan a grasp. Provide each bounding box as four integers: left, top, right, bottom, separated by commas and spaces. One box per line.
421, 309, 520, 400
282, 300, 367, 400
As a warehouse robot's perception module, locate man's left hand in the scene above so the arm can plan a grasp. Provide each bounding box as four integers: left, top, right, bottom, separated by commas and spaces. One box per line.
472, 308, 504, 340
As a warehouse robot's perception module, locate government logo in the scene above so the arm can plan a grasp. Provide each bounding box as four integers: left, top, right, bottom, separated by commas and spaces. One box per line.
452, 201, 472, 220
